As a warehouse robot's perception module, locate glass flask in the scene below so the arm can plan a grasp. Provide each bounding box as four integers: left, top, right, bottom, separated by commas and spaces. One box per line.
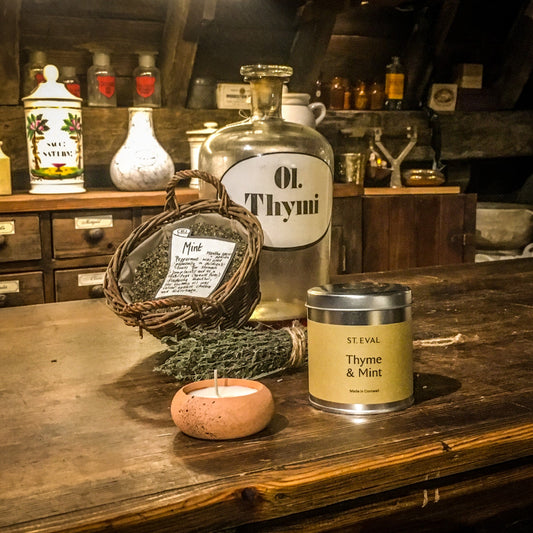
198, 64, 334, 322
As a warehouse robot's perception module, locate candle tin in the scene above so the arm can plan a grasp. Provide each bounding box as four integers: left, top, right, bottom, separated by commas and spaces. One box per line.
306, 281, 413, 414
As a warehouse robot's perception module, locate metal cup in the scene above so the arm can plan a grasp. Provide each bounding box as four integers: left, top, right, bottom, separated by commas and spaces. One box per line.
334, 152, 367, 193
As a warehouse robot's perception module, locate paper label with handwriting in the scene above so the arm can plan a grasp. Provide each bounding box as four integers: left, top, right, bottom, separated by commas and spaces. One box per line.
156, 232, 236, 299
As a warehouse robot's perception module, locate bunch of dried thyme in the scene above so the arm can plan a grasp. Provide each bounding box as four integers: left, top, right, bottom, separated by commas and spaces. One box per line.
154, 323, 307, 382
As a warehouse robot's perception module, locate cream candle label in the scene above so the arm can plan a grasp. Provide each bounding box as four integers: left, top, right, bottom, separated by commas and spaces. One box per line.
308, 320, 413, 405
156, 232, 236, 299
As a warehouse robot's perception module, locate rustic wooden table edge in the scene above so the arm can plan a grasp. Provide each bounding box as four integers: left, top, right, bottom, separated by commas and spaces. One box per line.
0, 259, 532, 532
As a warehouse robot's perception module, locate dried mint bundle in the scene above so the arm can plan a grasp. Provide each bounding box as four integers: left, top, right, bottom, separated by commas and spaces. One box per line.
155, 323, 307, 382
129, 222, 246, 302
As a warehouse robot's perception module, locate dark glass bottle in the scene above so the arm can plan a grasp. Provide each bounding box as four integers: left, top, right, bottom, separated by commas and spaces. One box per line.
385, 56, 405, 110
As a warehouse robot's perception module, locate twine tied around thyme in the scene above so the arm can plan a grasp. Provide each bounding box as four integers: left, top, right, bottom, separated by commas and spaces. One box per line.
283, 321, 307, 368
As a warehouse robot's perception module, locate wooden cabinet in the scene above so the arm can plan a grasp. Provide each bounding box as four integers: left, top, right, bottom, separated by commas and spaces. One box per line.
0, 189, 197, 306
0, 186, 475, 307
362, 191, 476, 272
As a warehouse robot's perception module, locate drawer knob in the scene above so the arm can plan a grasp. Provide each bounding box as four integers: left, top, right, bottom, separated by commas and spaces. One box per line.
89, 284, 104, 298
0, 235, 6, 248
0, 294, 6, 307
85, 228, 105, 243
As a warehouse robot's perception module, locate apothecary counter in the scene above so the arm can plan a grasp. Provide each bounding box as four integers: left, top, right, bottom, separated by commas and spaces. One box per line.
0, 258, 532, 532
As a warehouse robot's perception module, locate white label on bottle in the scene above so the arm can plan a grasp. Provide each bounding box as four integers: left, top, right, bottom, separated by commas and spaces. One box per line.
0, 280, 19, 294
78, 272, 106, 287
74, 215, 113, 229
0, 221, 15, 235
221, 153, 332, 250
156, 232, 236, 299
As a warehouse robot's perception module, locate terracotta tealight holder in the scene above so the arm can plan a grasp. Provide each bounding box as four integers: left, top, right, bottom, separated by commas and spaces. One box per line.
171, 377, 275, 440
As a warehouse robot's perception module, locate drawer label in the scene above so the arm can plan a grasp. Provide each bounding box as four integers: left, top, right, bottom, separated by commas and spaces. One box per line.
0, 220, 15, 235
78, 272, 106, 287
0, 280, 20, 293
75, 215, 113, 229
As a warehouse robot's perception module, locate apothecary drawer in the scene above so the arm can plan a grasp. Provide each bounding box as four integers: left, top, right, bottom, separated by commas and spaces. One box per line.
0, 271, 45, 307
140, 206, 164, 225
51, 209, 133, 259
0, 215, 42, 263
55, 267, 107, 302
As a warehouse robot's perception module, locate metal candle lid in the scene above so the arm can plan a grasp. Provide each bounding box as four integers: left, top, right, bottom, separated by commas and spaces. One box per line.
306, 282, 412, 311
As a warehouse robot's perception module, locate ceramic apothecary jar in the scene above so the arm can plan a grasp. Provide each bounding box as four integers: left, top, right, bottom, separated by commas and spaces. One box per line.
22, 64, 85, 194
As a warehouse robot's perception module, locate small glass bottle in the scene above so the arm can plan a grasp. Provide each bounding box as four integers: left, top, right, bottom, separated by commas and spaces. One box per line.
133, 52, 161, 107
311, 73, 323, 103
59, 66, 81, 98
329, 77, 348, 110
385, 56, 405, 110
354, 81, 369, 110
87, 51, 116, 107
22, 50, 47, 97
370, 81, 385, 110
199, 64, 334, 322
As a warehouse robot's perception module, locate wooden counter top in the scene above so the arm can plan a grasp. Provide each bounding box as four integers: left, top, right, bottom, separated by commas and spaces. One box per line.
1, 259, 532, 532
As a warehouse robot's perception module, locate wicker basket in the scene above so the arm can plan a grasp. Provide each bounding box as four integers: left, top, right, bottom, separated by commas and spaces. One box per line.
103, 170, 263, 339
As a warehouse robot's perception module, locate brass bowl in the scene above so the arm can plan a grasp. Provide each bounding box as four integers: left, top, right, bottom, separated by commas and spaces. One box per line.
402, 169, 445, 187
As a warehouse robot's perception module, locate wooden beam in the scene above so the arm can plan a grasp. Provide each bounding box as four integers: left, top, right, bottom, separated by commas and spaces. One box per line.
403, 0, 460, 109
288, 0, 343, 94
495, 0, 533, 109
0, 0, 21, 105
160, 0, 208, 108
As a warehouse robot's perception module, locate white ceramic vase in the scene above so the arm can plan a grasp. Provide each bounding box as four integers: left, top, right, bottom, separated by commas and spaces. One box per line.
110, 107, 174, 191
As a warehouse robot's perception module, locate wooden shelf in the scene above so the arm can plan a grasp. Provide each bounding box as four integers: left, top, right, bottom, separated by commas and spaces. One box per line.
365, 186, 461, 195
0, 183, 366, 214
0, 188, 195, 213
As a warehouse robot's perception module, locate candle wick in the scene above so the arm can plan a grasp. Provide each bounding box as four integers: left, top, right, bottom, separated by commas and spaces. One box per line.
214, 369, 220, 397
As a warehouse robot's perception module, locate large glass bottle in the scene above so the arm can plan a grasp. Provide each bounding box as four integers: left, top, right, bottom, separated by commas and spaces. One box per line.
198, 64, 334, 322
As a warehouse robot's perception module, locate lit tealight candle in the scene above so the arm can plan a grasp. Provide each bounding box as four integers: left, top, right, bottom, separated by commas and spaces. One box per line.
171, 372, 274, 440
